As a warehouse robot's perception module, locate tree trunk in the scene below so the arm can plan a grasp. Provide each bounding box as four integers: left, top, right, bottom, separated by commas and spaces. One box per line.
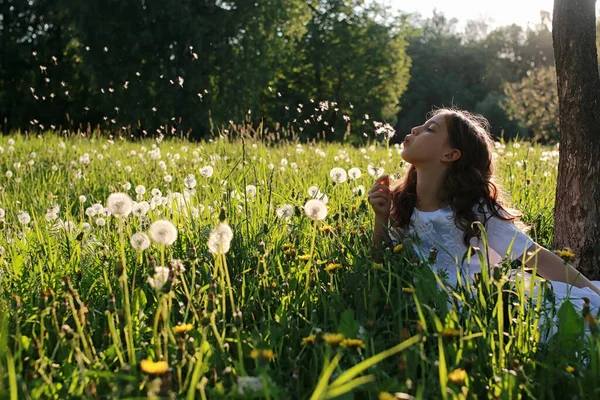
552, 0, 600, 279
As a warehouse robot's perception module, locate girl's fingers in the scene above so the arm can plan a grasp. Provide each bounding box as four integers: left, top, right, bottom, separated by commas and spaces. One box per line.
368, 184, 390, 194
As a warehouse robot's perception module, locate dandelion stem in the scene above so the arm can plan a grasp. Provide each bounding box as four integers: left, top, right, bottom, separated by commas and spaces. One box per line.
118, 218, 136, 366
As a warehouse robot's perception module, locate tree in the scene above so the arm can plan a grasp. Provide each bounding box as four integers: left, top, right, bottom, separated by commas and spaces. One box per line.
552, 0, 600, 279
502, 66, 559, 142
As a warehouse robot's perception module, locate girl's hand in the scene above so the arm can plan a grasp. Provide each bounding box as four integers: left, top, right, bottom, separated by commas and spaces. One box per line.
368, 175, 391, 220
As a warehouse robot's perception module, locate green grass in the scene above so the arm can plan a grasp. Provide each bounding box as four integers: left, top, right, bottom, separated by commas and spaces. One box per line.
0, 131, 597, 399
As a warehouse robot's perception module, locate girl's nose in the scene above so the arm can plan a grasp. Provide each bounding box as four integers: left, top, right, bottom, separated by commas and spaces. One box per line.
410, 127, 419, 136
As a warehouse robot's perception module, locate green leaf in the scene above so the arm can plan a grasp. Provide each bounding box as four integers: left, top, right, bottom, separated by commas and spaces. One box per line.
338, 309, 359, 339
557, 300, 583, 340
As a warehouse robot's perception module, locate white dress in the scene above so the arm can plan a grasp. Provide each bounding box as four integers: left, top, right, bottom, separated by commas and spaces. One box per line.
389, 205, 600, 316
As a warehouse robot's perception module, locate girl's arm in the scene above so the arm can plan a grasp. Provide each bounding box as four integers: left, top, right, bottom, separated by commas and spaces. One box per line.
520, 244, 600, 296
372, 217, 393, 264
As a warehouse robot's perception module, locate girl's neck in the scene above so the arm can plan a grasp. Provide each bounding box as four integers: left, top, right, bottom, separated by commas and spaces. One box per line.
414, 166, 448, 212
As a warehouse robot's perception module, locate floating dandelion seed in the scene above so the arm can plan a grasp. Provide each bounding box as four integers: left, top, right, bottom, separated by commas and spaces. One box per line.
329, 167, 347, 183
149, 220, 178, 245
147, 266, 170, 290
304, 199, 328, 221
276, 204, 295, 219
208, 223, 234, 254
106, 193, 133, 218
245, 185, 257, 198
130, 232, 150, 251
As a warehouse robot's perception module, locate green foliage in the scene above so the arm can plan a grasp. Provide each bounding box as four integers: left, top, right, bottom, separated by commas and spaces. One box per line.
0, 130, 596, 398
502, 66, 559, 142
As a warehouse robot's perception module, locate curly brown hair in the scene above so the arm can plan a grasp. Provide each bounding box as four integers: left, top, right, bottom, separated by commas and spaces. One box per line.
390, 108, 521, 247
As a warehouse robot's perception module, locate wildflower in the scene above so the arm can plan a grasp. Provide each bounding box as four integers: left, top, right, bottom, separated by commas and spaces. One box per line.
373, 262, 384, 270
352, 185, 365, 196
250, 349, 275, 361
140, 359, 169, 375
78, 195, 86, 203
184, 174, 196, 189
556, 248, 576, 262
281, 243, 294, 250
276, 204, 295, 219
18, 211, 31, 225
237, 376, 263, 395
301, 335, 316, 345
298, 254, 311, 261
319, 225, 334, 233
341, 338, 365, 349
440, 328, 462, 338
348, 167, 362, 180
324, 263, 342, 272
95, 217, 106, 227
304, 199, 327, 221
566, 365, 576, 374
447, 368, 467, 384
199, 165, 214, 177
367, 164, 384, 178
106, 193, 133, 218
245, 185, 257, 198
208, 222, 234, 254
148, 220, 178, 245
329, 167, 347, 183
147, 266, 170, 290
402, 287, 415, 294
393, 243, 403, 253
130, 232, 150, 251
0, 208, 5, 222
323, 333, 345, 346
132, 201, 150, 217
173, 323, 194, 334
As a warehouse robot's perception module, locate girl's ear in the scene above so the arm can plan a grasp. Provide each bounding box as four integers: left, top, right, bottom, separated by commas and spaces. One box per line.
441, 149, 461, 163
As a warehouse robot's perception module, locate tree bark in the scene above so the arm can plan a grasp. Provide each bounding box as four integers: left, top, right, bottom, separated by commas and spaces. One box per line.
552, 0, 600, 279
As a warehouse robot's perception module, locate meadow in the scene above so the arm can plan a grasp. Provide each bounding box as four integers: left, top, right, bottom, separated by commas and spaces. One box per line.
0, 128, 597, 399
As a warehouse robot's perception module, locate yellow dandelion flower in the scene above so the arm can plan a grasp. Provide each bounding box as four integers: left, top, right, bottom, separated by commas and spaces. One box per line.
393, 244, 403, 253
140, 359, 169, 375
319, 225, 335, 233
447, 368, 467, 384
301, 335, 316, 345
566, 365, 575, 374
324, 263, 342, 272
379, 392, 396, 400
284, 249, 296, 256
172, 323, 194, 334
261, 349, 276, 360
402, 287, 415, 294
282, 243, 294, 250
298, 254, 311, 261
556, 249, 575, 261
441, 328, 462, 337
373, 262, 384, 270
323, 333, 345, 346
341, 338, 365, 349
250, 349, 261, 359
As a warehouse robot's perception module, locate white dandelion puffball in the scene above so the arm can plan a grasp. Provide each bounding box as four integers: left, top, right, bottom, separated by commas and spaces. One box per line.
208, 223, 234, 254
348, 167, 362, 180
367, 164, 384, 178
276, 204, 295, 219
18, 210, 31, 225
130, 232, 151, 251
79, 195, 87, 203
184, 174, 197, 189
245, 185, 257, 198
329, 167, 347, 183
149, 219, 178, 245
148, 266, 170, 290
95, 217, 106, 227
307, 186, 321, 198
106, 192, 133, 218
0, 208, 5, 221
304, 199, 328, 221
199, 165, 214, 178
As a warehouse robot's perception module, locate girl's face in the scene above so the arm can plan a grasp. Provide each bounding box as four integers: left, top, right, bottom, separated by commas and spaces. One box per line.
401, 113, 461, 166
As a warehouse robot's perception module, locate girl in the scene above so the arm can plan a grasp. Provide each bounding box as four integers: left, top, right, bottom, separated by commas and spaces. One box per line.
367, 108, 600, 314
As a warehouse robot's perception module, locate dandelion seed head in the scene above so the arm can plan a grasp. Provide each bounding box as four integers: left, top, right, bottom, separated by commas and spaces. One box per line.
106, 192, 133, 218
149, 220, 178, 245
329, 167, 347, 183
304, 199, 328, 221
208, 223, 234, 254
130, 232, 151, 251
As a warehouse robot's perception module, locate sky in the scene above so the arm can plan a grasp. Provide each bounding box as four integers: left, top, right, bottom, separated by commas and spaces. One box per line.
383, 0, 600, 29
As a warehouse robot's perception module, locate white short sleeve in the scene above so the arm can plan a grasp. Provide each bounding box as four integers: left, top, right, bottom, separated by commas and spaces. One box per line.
484, 212, 535, 262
